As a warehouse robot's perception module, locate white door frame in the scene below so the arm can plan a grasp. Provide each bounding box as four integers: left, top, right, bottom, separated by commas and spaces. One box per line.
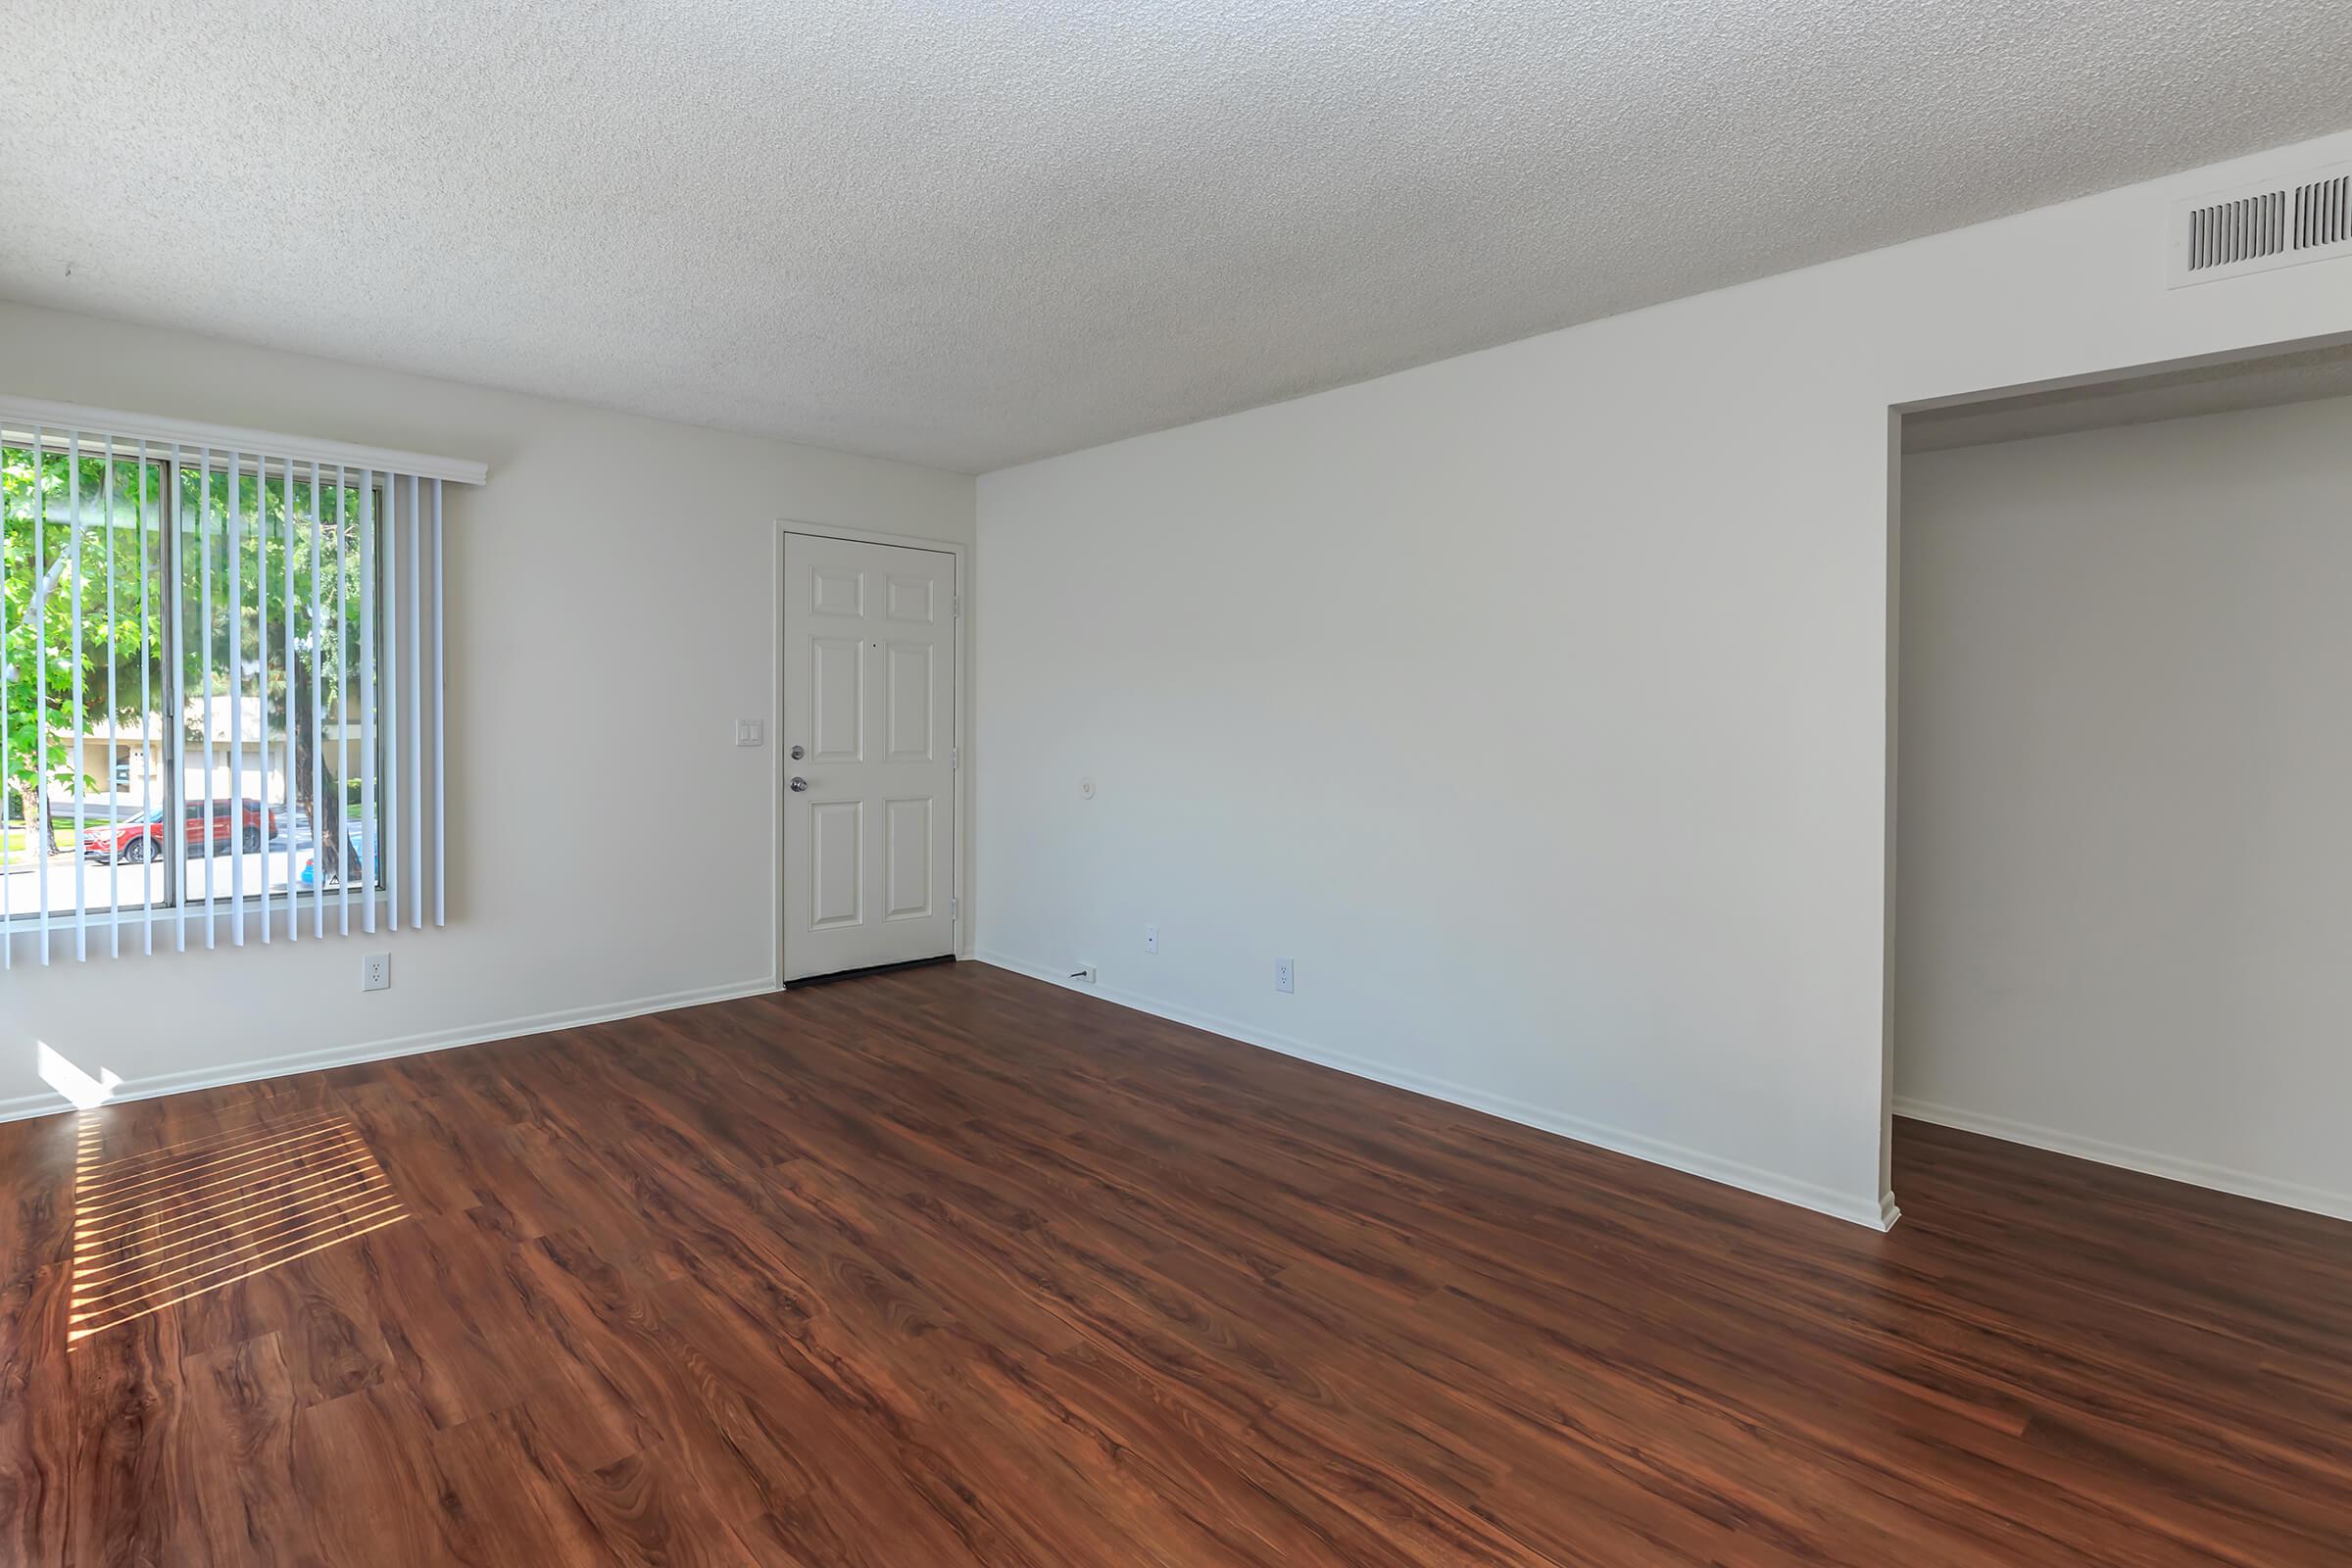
772, 519, 971, 987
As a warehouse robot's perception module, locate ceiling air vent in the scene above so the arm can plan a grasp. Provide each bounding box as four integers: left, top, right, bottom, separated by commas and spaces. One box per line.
2297, 172, 2349, 249
2171, 160, 2352, 287
2187, 191, 2286, 271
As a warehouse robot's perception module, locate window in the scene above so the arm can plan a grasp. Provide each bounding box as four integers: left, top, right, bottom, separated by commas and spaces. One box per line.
2, 403, 471, 962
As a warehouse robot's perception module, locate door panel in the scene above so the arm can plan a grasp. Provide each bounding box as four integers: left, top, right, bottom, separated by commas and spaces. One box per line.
884, 573, 936, 623
884, 643, 935, 761
812, 566, 862, 616
883, 798, 933, 920
809, 800, 863, 929
782, 533, 956, 981
809, 637, 865, 762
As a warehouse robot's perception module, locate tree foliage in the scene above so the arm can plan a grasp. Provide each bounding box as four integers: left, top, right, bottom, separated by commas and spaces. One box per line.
3, 445, 371, 871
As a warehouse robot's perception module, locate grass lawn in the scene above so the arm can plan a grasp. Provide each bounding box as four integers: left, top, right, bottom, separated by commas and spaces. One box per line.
2, 825, 54, 863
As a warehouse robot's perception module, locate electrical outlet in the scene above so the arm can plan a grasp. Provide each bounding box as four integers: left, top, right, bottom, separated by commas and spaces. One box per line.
1144, 923, 1159, 955
1069, 964, 1099, 986
1275, 956, 1295, 994
362, 953, 391, 992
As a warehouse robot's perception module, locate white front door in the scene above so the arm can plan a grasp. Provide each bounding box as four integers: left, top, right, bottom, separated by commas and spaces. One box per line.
781, 533, 957, 981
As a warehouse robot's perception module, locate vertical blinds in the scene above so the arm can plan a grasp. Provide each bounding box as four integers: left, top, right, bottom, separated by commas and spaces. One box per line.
1, 399, 483, 965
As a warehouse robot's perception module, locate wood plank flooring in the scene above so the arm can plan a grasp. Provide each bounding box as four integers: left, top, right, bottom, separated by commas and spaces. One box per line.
3, 960, 2348, 1565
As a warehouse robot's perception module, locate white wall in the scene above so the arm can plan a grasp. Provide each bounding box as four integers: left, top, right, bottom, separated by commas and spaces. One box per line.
0, 299, 973, 1116
975, 129, 2352, 1228
1895, 396, 2352, 1219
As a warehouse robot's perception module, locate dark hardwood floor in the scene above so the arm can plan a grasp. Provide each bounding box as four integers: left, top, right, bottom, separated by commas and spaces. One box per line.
3, 961, 2349, 1565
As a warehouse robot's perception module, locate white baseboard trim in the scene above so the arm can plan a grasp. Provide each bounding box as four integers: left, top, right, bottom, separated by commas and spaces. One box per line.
1893, 1097, 2352, 1224
977, 951, 1890, 1232
0, 977, 780, 1125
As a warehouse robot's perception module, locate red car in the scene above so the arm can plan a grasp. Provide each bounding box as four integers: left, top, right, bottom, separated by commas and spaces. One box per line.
82, 800, 278, 862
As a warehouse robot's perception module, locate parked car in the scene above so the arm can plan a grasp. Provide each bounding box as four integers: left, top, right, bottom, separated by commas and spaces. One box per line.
81, 800, 279, 863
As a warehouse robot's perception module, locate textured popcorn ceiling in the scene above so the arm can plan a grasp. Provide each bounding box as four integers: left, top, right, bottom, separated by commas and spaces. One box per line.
4, 1, 2350, 472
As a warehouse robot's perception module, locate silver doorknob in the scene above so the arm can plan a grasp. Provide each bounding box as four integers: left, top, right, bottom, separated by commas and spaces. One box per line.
790, 744, 805, 760
790, 776, 808, 792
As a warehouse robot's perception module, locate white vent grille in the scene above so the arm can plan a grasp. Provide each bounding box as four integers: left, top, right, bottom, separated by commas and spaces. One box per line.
2187, 192, 2286, 271
2296, 173, 2349, 250
2172, 160, 2352, 287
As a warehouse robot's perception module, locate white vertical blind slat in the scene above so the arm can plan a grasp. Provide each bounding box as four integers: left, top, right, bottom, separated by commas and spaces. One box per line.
227, 447, 245, 946
33, 426, 50, 964
258, 457, 272, 946
171, 446, 189, 953
138, 439, 154, 956
433, 477, 446, 929
388, 465, 402, 930
280, 456, 297, 939
200, 446, 218, 950
104, 440, 120, 957
69, 431, 87, 961
310, 462, 325, 941
408, 472, 422, 930
336, 467, 352, 939
360, 470, 377, 937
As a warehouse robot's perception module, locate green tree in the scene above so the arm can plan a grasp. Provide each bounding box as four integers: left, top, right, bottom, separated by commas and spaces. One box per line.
3, 446, 368, 881
2, 447, 154, 856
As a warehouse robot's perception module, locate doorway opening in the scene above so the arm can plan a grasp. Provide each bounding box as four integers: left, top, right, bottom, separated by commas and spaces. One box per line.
1886, 337, 2352, 1224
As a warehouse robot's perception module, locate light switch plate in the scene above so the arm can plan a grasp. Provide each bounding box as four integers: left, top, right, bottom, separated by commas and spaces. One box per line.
734, 719, 763, 747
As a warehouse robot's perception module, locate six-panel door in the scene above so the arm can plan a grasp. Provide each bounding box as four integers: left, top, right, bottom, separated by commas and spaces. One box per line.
781, 533, 957, 981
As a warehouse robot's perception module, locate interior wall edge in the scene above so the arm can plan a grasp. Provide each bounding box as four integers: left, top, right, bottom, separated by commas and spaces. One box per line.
975, 951, 1893, 1232
0, 976, 778, 1127
1891, 1097, 2352, 1224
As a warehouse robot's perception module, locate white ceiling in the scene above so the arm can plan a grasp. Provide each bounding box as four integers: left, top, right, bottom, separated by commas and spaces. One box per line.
5, 2, 2350, 473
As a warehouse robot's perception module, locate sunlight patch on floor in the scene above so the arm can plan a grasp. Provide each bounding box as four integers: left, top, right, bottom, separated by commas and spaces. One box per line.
37, 1042, 122, 1111
69, 1110, 407, 1346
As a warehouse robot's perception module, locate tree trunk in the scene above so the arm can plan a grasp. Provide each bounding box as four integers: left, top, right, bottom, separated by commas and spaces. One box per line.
11, 782, 42, 864
289, 655, 357, 881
